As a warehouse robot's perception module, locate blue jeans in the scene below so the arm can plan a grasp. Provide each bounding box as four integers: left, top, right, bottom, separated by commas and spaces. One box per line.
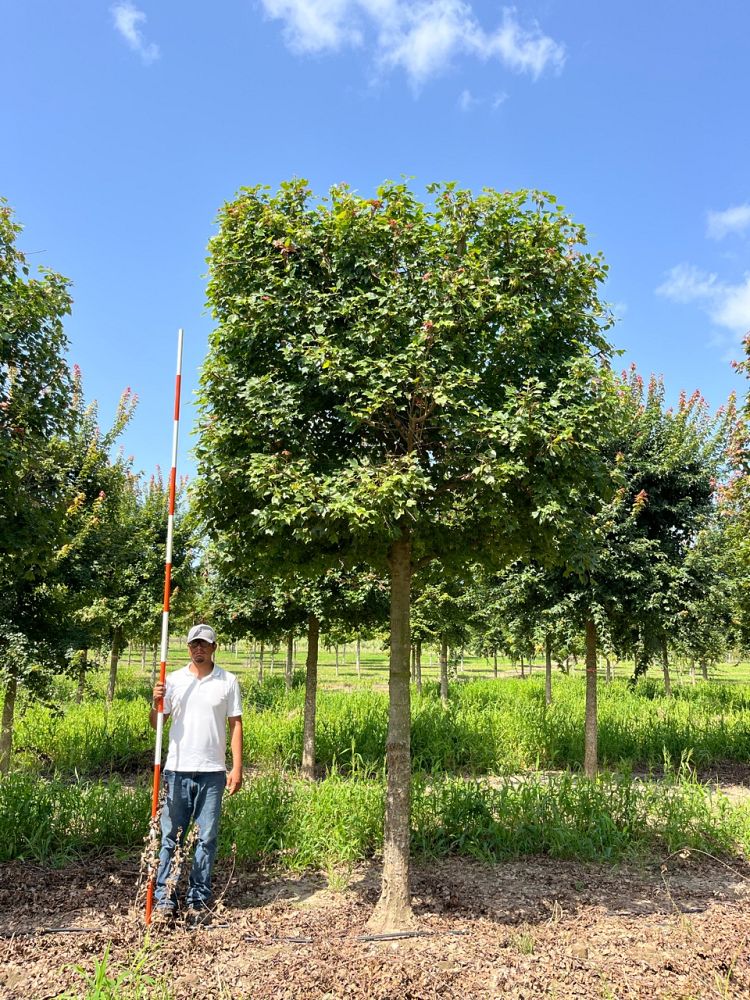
154, 770, 226, 911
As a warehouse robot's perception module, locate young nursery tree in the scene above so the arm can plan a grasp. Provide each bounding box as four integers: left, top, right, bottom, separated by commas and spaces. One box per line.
0, 201, 74, 771
197, 179, 615, 930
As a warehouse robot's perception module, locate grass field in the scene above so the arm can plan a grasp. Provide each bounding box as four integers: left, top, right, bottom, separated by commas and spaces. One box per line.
120, 637, 750, 687
3, 642, 750, 869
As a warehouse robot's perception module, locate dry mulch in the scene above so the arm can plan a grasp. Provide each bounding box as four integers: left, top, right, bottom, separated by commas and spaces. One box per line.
0, 852, 749, 999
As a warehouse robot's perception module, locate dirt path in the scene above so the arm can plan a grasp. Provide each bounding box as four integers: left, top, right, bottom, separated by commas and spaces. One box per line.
1, 852, 749, 999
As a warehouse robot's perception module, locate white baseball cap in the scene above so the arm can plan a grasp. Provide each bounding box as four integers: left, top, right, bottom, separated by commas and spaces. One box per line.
187, 624, 217, 645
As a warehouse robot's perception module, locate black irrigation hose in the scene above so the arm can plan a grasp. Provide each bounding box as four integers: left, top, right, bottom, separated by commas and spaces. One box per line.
243, 929, 469, 944
0, 927, 103, 938
1, 926, 469, 941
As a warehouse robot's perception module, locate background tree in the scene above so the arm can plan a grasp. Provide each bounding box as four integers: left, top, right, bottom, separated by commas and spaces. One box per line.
0, 202, 74, 771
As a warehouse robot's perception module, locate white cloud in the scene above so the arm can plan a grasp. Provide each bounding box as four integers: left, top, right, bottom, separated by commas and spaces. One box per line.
258, 1, 565, 85
712, 277, 750, 332
706, 203, 750, 240
262, 0, 361, 52
492, 91, 509, 109
656, 263, 720, 304
458, 88, 478, 111
112, 3, 160, 64
657, 263, 750, 336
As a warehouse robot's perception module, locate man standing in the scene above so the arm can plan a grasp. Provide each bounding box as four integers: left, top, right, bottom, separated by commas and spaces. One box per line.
150, 623, 243, 924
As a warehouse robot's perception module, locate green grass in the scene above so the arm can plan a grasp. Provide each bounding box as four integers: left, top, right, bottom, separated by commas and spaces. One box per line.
0, 772, 150, 865
57, 940, 173, 1000
1, 767, 747, 868
13, 667, 750, 779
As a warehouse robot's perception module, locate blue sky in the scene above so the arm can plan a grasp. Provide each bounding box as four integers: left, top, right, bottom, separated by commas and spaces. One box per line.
3, 1, 750, 478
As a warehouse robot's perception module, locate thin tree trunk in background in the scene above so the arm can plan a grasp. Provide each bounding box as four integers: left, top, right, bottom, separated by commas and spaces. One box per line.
493, 647, 498, 679
584, 619, 598, 779
701, 659, 708, 681
285, 631, 294, 690
76, 649, 88, 704
439, 635, 449, 706
410, 644, 416, 683
520, 655, 525, 679
106, 626, 123, 705
356, 636, 361, 678
127, 644, 132, 666
605, 657, 612, 684
545, 635, 552, 706
250, 641, 255, 672
661, 639, 672, 698
415, 639, 422, 694
141, 643, 147, 674
258, 639, 265, 684
460, 649, 464, 673
269, 644, 275, 674
0, 676, 18, 775
335, 643, 339, 677
301, 615, 319, 780
367, 533, 415, 932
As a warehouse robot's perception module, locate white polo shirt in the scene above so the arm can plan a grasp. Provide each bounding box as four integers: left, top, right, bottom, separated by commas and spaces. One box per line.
163, 663, 242, 772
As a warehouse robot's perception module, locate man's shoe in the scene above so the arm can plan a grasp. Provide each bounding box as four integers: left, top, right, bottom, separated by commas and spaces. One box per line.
150, 907, 175, 928
184, 907, 212, 928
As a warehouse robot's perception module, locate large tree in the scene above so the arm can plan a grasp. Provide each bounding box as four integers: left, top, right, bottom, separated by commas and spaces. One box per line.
197, 179, 615, 930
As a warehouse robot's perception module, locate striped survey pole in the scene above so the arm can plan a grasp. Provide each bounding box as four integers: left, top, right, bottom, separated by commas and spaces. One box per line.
145, 327, 184, 925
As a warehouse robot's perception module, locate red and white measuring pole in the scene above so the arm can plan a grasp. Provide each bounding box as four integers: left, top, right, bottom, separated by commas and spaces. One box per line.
145, 327, 184, 925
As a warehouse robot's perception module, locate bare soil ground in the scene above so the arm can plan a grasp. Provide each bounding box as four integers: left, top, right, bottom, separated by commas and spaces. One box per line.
1, 851, 749, 999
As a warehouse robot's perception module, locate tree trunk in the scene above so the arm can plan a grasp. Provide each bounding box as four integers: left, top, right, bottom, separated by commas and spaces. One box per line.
335, 643, 339, 677
520, 654, 525, 679
701, 659, 708, 681
415, 639, 422, 695
285, 631, 294, 690
258, 640, 265, 684
605, 657, 611, 684
584, 619, 598, 779
545, 635, 552, 706
76, 649, 88, 704
356, 636, 361, 679
106, 626, 122, 705
301, 615, 319, 780
661, 639, 672, 698
439, 635, 449, 706
410, 644, 416, 683
269, 644, 275, 674
493, 647, 498, 679
249, 640, 255, 672
367, 534, 416, 932
0, 675, 18, 775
